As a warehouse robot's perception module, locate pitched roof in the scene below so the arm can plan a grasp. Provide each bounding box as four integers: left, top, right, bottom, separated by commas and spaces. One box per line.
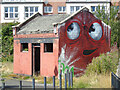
17, 14, 69, 34
14, 7, 90, 35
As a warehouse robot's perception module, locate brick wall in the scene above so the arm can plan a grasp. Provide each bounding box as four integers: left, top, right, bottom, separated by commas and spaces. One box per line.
43, 2, 66, 15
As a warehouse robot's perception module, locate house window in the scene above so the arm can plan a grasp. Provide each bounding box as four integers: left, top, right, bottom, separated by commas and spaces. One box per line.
70, 6, 82, 13
21, 43, 28, 52
58, 6, 66, 13
44, 6, 52, 13
70, 6, 74, 13
44, 43, 53, 52
4, 7, 18, 19
91, 6, 95, 12
24, 7, 38, 18
76, 6, 80, 11
96, 6, 99, 10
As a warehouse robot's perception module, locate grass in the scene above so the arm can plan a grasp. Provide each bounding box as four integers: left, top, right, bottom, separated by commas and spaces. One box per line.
73, 74, 111, 88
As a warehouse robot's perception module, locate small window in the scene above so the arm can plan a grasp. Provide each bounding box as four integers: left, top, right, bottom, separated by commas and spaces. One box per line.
21, 43, 28, 52
44, 6, 53, 13
35, 7, 38, 12
58, 6, 66, 13
76, 6, 80, 11
91, 6, 95, 12
5, 7, 8, 12
70, 6, 74, 13
15, 7, 18, 12
44, 43, 53, 52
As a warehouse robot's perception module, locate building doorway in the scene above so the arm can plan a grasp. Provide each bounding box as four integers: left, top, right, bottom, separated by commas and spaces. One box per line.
32, 43, 40, 76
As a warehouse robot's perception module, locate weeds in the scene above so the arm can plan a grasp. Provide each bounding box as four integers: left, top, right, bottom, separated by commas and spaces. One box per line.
85, 48, 118, 76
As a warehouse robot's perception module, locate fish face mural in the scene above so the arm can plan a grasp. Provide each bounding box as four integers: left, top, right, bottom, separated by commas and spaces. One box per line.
59, 9, 111, 76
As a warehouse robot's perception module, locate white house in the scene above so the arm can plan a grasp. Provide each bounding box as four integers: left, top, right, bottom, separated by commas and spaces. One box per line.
66, 0, 111, 14
0, 0, 112, 23
1, 0, 43, 23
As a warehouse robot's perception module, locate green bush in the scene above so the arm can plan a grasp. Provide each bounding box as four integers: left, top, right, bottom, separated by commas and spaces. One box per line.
2, 54, 13, 62
85, 49, 119, 75
2, 22, 19, 62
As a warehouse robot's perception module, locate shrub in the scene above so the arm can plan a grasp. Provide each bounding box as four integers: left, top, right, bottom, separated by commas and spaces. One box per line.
2, 22, 19, 62
2, 54, 13, 62
85, 48, 119, 75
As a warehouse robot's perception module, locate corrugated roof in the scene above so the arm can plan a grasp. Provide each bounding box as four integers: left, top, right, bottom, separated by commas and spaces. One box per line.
17, 14, 69, 34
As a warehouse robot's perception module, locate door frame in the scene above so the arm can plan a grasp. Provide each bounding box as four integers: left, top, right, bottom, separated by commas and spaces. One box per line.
32, 44, 40, 76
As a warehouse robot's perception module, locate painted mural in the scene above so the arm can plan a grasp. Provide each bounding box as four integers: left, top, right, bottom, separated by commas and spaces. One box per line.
59, 10, 111, 77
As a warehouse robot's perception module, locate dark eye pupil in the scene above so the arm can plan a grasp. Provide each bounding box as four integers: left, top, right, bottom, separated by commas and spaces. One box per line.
67, 23, 74, 32
89, 24, 95, 33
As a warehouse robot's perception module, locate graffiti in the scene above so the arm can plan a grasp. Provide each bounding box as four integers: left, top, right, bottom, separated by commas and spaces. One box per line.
58, 60, 74, 76
59, 9, 111, 76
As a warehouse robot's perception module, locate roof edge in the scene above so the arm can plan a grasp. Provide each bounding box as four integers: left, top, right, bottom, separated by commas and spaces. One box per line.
53, 7, 89, 25
12, 12, 42, 28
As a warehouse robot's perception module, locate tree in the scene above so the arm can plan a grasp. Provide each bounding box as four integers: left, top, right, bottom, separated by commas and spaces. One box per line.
94, 5, 119, 47
2, 23, 19, 62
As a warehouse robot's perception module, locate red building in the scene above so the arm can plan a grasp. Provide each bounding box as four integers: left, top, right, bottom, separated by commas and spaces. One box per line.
13, 7, 111, 77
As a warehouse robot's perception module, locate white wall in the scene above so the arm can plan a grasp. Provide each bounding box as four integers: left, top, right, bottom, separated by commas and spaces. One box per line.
66, 2, 110, 14
1, 3, 43, 23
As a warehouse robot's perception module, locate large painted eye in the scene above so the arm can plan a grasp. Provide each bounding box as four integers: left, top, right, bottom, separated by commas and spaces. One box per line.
67, 22, 80, 40
89, 23, 102, 40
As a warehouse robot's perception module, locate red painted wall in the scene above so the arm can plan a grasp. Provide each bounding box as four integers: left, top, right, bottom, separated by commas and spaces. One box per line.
40, 39, 59, 76
13, 33, 59, 77
59, 11, 111, 76
14, 40, 32, 75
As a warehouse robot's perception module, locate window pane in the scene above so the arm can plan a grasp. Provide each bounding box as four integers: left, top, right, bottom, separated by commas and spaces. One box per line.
25, 7, 28, 12
21, 43, 28, 52
91, 6, 95, 12
76, 6, 80, 11
5, 7, 8, 12
30, 7, 34, 12
5, 13, 8, 18
30, 13, 33, 16
58, 7, 62, 11
15, 7, 18, 12
96, 6, 99, 10
48, 7, 52, 12
10, 7, 13, 12
15, 13, 18, 18
44, 43, 53, 52
63, 7, 66, 11
70, 6, 74, 12
35, 7, 38, 12
102, 6, 105, 10
44, 7, 47, 12
25, 13, 28, 17
10, 13, 13, 18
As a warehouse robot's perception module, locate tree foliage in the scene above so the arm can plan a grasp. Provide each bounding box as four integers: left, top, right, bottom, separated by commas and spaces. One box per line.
94, 5, 119, 47
2, 23, 19, 62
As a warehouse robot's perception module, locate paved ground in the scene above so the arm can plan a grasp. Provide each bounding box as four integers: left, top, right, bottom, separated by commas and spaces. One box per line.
0, 79, 53, 89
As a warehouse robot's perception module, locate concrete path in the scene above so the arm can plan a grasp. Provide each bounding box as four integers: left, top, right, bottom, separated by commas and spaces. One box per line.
0, 79, 53, 89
